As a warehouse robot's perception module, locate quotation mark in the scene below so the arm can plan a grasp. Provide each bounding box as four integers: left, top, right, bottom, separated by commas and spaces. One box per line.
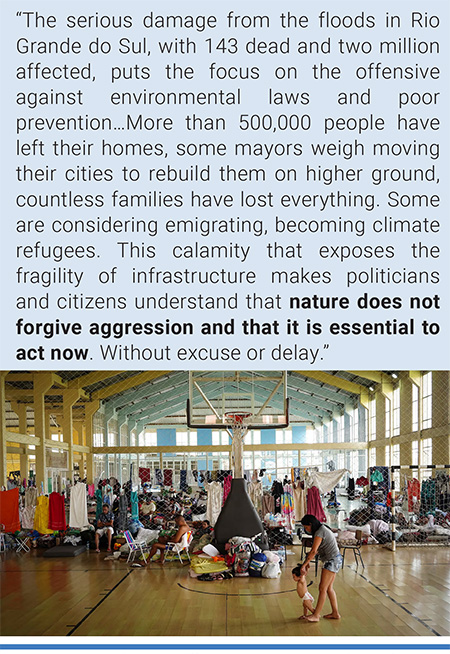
16, 11, 22, 16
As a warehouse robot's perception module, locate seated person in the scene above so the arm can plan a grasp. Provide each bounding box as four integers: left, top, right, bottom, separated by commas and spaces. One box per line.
147, 514, 189, 564
95, 504, 114, 553
190, 520, 214, 552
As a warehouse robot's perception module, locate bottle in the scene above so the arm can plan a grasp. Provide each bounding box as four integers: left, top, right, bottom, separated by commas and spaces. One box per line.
86, 541, 90, 551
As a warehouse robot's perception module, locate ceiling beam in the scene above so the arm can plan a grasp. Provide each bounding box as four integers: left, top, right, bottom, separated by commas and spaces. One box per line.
294, 371, 365, 395
92, 371, 171, 400
68, 371, 126, 389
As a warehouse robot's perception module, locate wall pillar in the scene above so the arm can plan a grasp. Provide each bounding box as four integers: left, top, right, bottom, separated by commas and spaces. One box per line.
61, 389, 82, 483
85, 400, 100, 484
33, 373, 54, 492
0, 372, 9, 487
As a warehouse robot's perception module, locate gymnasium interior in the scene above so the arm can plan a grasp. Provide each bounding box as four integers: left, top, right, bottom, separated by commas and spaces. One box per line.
0, 370, 449, 637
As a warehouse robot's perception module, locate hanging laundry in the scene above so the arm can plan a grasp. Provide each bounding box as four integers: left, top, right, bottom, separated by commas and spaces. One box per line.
155, 469, 163, 486
87, 484, 95, 498
24, 487, 37, 508
262, 493, 274, 515
180, 470, 188, 493
48, 492, 66, 531
131, 490, 139, 519
281, 483, 295, 527
306, 469, 349, 494
34, 495, 54, 534
116, 493, 128, 531
371, 469, 384, 483
271, 480, 283, 513
163, 469, 173, 486
293, 482, 307, 521
95, 488, 103, 519
205, 481, 223, 525
223, 474, 232, 505
0, 488, 21, 532
20, 505, 35, 529
248, 481, 263, 515
139, 467, 152, 484
407, 478, 421, 512
306, 486, 326, 522
69, 482, 88, 529
356, 476, 369, 487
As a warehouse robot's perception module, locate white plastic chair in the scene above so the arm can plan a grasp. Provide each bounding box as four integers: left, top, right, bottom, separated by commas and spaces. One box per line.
164, 531, 193, 564
124, 530, 150, 564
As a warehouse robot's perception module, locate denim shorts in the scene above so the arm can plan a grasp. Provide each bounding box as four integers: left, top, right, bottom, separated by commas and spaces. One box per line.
323, 553, 343, 573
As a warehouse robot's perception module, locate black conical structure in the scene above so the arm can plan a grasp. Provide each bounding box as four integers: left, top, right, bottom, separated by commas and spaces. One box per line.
213, 478, 268, 552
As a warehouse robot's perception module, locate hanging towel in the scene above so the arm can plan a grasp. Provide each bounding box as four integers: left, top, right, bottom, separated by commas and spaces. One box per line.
48, 492, 66, 530
163, 469, 173, 486
205, 481, 223, 525
69, 482, 88, 528
88, 484, 95, 498
20, 505, 36, 529
222, 474, 232, 505
293, 483, 307, 521
0, 488, 21, 533
33, 495, 54, 534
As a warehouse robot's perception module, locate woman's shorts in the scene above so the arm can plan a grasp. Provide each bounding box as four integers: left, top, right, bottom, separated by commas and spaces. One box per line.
323, 553, 343, 573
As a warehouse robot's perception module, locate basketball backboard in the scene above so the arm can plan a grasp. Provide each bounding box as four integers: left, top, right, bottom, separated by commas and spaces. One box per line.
187, 371, 289, 430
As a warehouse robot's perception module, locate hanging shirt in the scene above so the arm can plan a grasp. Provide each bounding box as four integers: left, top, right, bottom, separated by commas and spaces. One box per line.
0, 488, 21, 532
205, 481, 223, 525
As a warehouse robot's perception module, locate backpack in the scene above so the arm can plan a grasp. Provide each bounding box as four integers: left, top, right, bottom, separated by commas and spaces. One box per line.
234, 550, 250, 576
249, 552, 267, 577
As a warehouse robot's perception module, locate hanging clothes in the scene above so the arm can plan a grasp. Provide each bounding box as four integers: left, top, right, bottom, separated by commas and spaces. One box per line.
306, 486, 326, 522
24, 487, 37, 508
33, 495, 54, 534
180, 470, 188, 493
271, 480, 283, 513
306, 469, 348, 494
48, 492, 66, 531
205, 481, 223, 525
87, 484, 95, 498
163, 469, 173, 486
223, 474, 232, 505
420, 479, 436, 515
281, 483, 295, 527
116, 493, 128, 531
248, 481, 263, 515
155, 469, 163, 486
131, 491, 139, 519
407, 478, 421, 512
293, 482, 307, 521
262, 493, 274, 515
0, 488, 21, 533
95, 488, 103, 519
69, 482, 88, 528
103, 484, 113, 506
139, 467, 152, 484
21, 505, 35, 529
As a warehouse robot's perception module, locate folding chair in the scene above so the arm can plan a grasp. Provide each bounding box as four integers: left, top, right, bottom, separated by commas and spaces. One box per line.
339, 529, 365, 568
124, 530, 150, 564
14, 535, 30, 553
164, 531, 193, 564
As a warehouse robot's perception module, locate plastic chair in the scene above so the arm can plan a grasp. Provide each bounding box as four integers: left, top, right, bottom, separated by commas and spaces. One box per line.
339, 529, 365, 568
124, 530, 150, 564
164, 531, 193, 564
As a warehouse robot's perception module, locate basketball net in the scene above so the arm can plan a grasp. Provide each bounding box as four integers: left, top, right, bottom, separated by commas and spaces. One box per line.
225, 412, 252, 478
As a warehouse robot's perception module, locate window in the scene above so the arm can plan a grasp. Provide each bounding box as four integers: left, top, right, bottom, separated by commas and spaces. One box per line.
422, 372, 432, 428
412, 383, 419, 431
369, 447, 376, 468
276, 430, 292, 444
142, 431, 157, 446
421, 438, 432, 466
385, 445, 390, 466
385, 397, 391, 439
176, 431, 188, 446
351, 407, 359, 443
338, 415, 345, 443
212, 430, 229, 446
369, 399, 376, 440
412, 440, 418, 465
392, 387, 400, 436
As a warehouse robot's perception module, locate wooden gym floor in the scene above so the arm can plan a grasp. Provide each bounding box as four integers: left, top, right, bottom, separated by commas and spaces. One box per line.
1, 545, 449, 637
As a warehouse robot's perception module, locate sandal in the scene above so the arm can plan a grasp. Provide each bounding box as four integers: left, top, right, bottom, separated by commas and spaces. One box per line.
95, 549, 100, 553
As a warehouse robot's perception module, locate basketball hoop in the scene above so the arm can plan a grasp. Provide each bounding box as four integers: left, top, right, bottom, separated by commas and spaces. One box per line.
224, 412, 252, 479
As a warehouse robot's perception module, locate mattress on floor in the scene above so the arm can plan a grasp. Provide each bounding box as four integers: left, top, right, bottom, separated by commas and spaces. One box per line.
43, 545, 86, 557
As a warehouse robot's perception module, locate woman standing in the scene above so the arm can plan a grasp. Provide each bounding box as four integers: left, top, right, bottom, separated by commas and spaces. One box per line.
300, 514, 343, 622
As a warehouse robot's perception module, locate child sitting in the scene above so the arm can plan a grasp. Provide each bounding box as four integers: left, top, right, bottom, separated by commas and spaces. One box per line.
292, 563, 314, 619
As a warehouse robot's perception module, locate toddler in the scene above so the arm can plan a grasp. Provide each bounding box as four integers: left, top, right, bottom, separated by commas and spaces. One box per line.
292, 564, 314, 619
